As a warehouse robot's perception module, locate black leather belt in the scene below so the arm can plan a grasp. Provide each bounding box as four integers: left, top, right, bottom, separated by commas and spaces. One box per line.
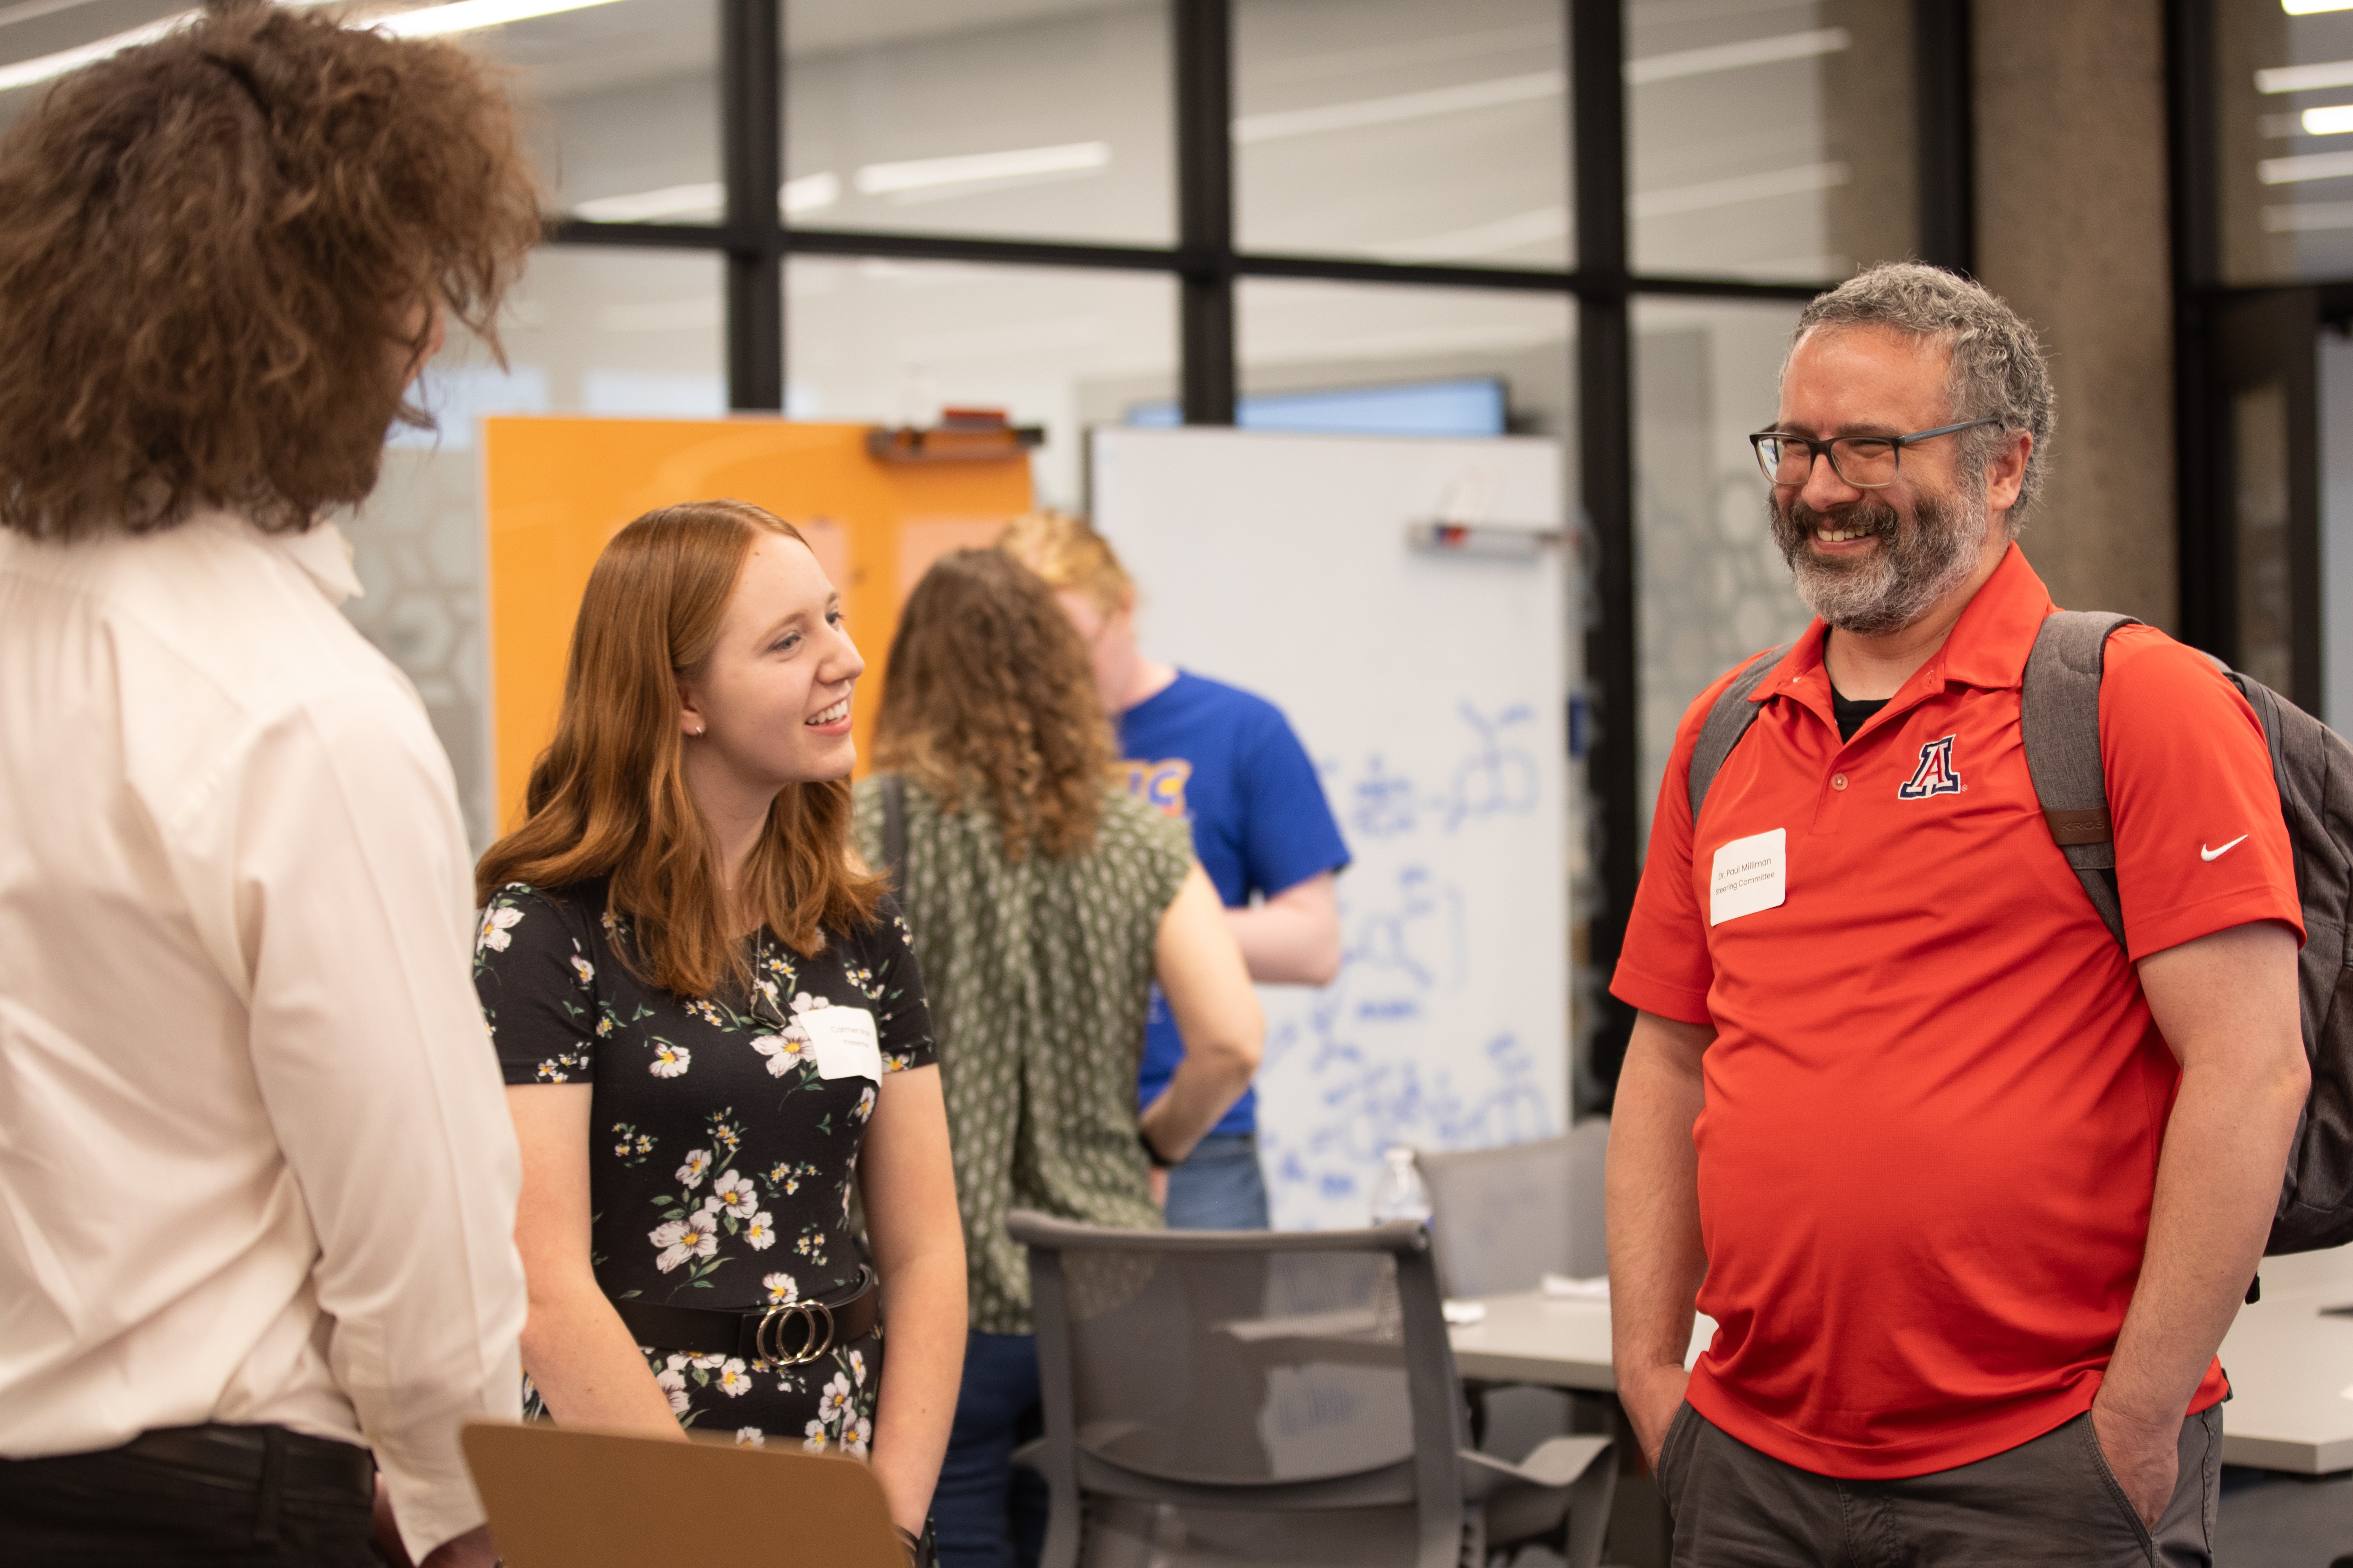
614, 1265, 878, 1365
118, 1424, 374, 1499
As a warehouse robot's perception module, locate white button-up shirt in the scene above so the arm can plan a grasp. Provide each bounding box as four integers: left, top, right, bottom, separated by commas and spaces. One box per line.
0, 512, 526, 1560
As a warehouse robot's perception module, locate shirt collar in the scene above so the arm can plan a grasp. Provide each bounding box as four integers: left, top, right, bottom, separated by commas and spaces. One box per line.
1748, 541, 2055, 703
254, 517, 364, 607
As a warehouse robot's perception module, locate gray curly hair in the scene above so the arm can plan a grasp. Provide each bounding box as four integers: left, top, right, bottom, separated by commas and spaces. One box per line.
1790, 262, 2056, 522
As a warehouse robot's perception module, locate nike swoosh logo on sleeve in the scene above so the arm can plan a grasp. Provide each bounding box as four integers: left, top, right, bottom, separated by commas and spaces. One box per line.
2201, 835, 2250, 862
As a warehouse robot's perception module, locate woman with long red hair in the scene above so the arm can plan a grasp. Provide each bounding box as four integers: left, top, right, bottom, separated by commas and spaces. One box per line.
473, 501, 964, 1558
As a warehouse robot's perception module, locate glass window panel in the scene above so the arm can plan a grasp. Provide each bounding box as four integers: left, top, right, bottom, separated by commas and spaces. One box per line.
1233, 0, 1569, 266
785, 1, 1173, 246
1626, 0, 1914, 283
0, 2, 721, 222
346, 247, 727, 848
0, 1, 185, 134
461, 0, 722, 226
2215, 2, 2353, 283
1633, 297, 1811, 852
785, 258, 1177, 510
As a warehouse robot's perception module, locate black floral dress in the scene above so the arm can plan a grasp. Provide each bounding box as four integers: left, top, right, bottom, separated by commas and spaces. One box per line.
475, 877, 936, 1453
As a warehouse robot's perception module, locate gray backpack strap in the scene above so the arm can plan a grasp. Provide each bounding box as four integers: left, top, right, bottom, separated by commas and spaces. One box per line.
1687, 644, 1794, 826
2020, 611, 2140, 947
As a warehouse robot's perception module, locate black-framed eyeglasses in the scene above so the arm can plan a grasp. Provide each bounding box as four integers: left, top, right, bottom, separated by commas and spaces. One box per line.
1748, 418, 2002, 489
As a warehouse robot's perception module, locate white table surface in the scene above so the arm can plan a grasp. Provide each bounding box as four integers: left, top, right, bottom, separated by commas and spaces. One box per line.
1446, 1256, 2353, 1475
1446, 1291, 1713, 1393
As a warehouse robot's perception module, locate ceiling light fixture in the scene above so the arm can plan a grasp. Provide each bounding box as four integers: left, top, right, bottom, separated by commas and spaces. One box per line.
2259, 148, 2353, 183
0, 12, 189, 92
2304, 104, 2353, 133
854, 142, 1108, 195
1625, 28, 1851, 86
373, 0, 632, 38
2283, 0, 2353, 16
570, 181, 721, 223
0, 0, 610, 95
569, 172, 838, 224
783, 171, 838, 214
2258, 59, 2353, 93
1234, 72, 1560, 143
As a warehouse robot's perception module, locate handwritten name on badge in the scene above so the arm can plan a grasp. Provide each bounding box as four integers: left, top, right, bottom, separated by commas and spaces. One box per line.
1710, 828, 1787, 926
802, 1006, 883, 1082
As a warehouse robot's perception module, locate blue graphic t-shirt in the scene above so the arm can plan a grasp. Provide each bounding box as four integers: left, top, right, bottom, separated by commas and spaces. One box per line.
1119, 671, 1351, 1136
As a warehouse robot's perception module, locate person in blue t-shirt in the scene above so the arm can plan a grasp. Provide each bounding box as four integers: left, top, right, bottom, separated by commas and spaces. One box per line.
1003, 512, 1350, 1229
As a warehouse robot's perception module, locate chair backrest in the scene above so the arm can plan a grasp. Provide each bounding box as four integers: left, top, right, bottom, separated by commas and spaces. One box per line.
1413, 1129, 1601, 1298
1010, 1211, 1472, 1568
460, 1421, 900, 1568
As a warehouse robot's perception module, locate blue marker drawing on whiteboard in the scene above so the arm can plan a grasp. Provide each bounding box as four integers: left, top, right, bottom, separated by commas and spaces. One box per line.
1349, 755, 1419, 839
1444, 701, 1539, 829
1258, 863, 1549, 1218
1330, 700, 1544, 844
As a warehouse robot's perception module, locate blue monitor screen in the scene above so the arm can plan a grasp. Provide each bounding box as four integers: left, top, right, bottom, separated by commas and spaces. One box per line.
1124, 376, 1508, 438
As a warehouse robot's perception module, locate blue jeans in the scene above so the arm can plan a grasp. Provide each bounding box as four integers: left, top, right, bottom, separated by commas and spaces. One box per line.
1164, 1132, 1271, 1230
934, 1331, 1047, 1568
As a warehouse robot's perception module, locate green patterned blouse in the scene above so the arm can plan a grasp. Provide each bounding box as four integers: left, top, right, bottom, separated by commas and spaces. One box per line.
853, 777, 1193, 1334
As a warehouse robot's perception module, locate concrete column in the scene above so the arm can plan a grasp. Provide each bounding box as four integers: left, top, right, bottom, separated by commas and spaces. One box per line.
1972, 0, 2178, 631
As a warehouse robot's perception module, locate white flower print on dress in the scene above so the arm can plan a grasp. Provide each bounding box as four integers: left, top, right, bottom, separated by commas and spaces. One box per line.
712, 1171, 759, 1218
846, 1414, 872, 1458
750, 1030, 816, 1077
650, 1209, 719, 1272
817, 1372, 853, 1428
655, 1365, 690, 1415
743, 1212, 776, 1250
676, 1149, 712, 1188
735, 1427, 765, 1448
716, 1359, 753, 1398
649, 1041, 690, 1077
476, 904, 522, 955
803, 1419, 828, 1454
847, 1349, 866, 1388
761, 1273, 799, 1306
569, 953, 595, 983
854, 1084, 876, 1123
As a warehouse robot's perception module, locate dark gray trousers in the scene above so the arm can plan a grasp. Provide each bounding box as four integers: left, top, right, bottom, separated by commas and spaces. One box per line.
1655, 1402, 2222, 1567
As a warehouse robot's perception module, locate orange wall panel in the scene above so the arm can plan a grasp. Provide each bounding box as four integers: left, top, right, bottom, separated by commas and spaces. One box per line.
483, 417, 1032, 836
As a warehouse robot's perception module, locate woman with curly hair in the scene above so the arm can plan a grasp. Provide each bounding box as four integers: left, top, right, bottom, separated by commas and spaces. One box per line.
0, 6, 538, 1567
855, 549, 1262, 1568
475, 501, 965, 1561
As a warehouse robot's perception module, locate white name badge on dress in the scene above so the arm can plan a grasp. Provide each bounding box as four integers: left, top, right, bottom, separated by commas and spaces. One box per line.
802, 1006, 883, 1081
1710, 828, 1787, 926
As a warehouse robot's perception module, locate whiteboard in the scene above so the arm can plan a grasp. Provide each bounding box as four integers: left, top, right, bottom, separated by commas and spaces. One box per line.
1090, 427, 1570, 1231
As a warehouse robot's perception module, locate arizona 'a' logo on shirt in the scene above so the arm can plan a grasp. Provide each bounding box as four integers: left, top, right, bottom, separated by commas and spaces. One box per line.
1897, 735, 1964, 800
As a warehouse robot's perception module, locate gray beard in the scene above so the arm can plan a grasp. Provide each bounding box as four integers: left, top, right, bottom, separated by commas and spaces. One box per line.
1769, 484, 1988, 636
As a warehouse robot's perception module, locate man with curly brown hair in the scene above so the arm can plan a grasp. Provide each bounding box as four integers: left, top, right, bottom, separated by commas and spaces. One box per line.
0, 6, 542, 1566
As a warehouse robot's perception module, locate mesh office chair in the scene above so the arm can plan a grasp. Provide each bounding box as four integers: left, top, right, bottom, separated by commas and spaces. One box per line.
1411, 1122, 1608, 1299
1009, 1211, 1615, 1568
1412, 1128, 1613, 1466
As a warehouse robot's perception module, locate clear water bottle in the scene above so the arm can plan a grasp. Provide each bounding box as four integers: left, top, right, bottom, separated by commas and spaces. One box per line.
1367, 1145, 1432, 1228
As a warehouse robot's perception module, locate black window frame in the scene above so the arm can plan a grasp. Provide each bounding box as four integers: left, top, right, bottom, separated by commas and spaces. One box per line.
542, 0, 1979, 1102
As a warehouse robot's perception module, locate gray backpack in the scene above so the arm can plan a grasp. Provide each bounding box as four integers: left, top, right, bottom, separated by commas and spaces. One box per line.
1688, 613, 2353, 1256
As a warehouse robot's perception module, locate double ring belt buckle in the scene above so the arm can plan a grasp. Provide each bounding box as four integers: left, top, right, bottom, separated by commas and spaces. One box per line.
755, 1299, 837, 1366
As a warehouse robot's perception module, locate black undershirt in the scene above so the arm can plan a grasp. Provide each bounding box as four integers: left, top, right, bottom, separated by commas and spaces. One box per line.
1831, 688, 1888, 742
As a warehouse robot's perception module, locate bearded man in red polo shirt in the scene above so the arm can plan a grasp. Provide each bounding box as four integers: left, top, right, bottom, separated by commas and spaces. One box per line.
1607, 261, 2309, 1565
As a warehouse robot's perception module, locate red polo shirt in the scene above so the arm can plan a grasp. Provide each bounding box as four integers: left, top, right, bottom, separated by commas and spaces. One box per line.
1612, 545, 2302, 1478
